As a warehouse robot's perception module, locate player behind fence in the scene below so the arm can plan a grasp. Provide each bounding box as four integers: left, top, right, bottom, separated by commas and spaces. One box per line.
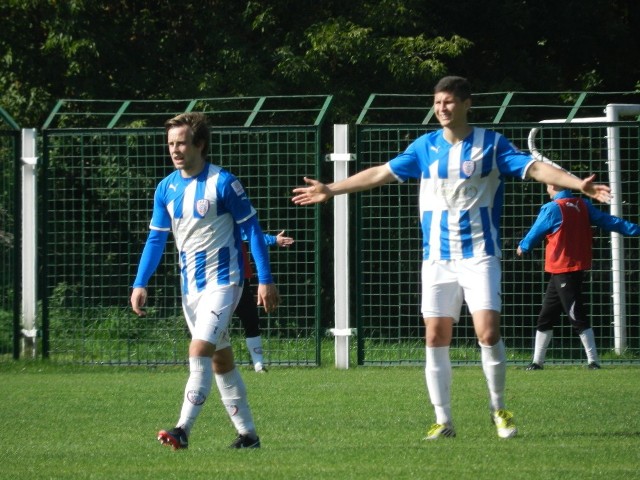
292, 76, 611, 440
130, 112, 279, 450
517, 183, 640, 370
238, 230, 293, 372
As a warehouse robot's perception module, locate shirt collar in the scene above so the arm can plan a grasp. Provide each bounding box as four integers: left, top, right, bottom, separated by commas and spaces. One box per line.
552, 189, 574, 200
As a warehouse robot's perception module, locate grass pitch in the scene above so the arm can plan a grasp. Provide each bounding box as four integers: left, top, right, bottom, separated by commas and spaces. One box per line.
0, 362, 638, 479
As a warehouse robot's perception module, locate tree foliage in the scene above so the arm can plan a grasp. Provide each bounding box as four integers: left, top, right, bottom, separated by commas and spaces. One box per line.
0, 0, 639, 126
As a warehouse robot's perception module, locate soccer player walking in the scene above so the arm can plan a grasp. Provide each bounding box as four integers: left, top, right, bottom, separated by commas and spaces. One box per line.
292, 76, 611, 439
131, 112, 279, 450
517, 183, 640, 370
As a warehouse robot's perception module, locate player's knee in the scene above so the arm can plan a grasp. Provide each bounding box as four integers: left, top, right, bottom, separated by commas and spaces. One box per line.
189, 339, 216, 358
212, 346, 235, 374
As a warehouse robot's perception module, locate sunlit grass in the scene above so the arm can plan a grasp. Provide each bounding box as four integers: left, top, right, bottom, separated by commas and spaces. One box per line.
1, 362, 638, 479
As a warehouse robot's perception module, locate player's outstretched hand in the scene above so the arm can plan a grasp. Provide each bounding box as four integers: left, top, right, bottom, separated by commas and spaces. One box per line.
292, 177, 332, 205
257, 283, 280, 313
276, 230, 294, 247
580, 174, 611, 204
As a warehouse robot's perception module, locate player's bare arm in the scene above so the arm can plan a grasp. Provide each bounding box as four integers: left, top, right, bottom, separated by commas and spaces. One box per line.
131, 287, 148, 317
256, 283, 280, 313
526, 161, 611, 204
292, 165, 395, 205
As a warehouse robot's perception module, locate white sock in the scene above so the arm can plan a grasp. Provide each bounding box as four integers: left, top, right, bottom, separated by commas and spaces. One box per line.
579, 328, 599, 364
177, 356, 213, 435
215, 368, 257, 438
425, 346, 452, 425
479, 340, 507, 412
246, 336, 264, 370
533, 330, 553, 366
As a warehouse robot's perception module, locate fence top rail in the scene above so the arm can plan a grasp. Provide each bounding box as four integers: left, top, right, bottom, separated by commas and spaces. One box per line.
0, 106, 19, 130
42, 95, 334, 129
356, 91, 640, 125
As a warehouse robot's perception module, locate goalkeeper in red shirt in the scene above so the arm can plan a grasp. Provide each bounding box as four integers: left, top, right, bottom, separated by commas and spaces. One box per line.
517, 183, 640, 369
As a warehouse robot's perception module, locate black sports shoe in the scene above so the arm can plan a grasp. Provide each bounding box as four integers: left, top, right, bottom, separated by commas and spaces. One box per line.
526, 363, 543, 370
588, 362, 601, 370
157, 427, 188, 450
229, 434, 261, 449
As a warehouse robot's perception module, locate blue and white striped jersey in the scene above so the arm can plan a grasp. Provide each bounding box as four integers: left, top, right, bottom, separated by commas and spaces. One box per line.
149, 163, 256, 294
387, 127, 535, 260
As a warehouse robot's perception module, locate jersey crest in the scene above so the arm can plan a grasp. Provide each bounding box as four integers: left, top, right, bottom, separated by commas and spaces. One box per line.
462, 160, 476, 177
196, 199, 210, 216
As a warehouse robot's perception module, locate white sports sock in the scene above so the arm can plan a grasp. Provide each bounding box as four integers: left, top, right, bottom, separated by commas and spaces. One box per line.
579, 328, 599, 364
177, 356, 213, 435
246, 336, 264, 369
533, 330, 553, 366
479, 340, 507, 412
215, 368, 257, 438
425, 346, 452, 425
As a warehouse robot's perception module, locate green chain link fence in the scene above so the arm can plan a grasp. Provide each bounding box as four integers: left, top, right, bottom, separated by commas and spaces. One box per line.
0, 108, 20, 360
3, 92, 640, 367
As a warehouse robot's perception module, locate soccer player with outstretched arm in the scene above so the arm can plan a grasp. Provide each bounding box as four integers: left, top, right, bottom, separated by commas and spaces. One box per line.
292, 76, 611, 440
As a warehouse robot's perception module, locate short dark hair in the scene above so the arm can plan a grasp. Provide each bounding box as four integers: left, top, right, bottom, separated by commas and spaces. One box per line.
164, 112, 210, 156
434, 76, 471, 101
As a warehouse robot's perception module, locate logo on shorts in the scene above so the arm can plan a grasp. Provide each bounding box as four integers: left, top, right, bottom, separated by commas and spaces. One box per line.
187, 390, 207, 406
196, 199, 209, 216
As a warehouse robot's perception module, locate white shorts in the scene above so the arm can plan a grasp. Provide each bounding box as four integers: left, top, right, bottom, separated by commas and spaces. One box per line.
181, 284, 243, 350
421, 256, 501, 322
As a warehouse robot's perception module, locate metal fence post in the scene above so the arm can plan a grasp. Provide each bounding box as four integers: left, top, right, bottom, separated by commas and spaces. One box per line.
21, 128, 38, 358
327, 124, 355, 369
